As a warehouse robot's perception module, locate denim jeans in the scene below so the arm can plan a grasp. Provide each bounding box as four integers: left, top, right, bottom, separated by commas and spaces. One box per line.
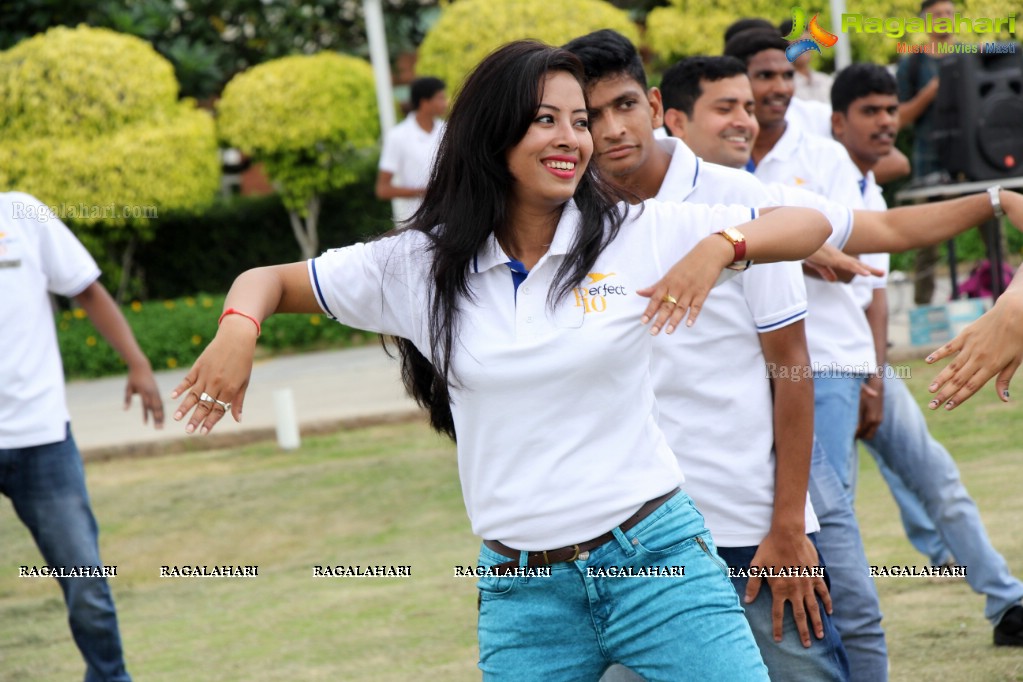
717, 538, 849, 681
872, 457, 953, 566
808, 434, 888, 682
812, 375, 867, 498
0, 426, 132, 682
477, 491, 769, 681
862, 375, 1023, 625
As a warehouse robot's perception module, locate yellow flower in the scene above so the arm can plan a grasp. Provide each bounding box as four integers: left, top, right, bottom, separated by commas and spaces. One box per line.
73, 308, 87, 319
163, 300, 176, 309
166, 357, 178, 368
191, 334, 202, 345
309, 315, 321, 326
62, 310, 72, 320
86, 336, 97, 346
201, 298, 213, 308
185, 297, 196, 307
131, 301, 143, 312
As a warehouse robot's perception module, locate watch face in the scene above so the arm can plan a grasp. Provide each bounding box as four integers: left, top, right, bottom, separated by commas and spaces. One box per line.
722, 226, 745, 243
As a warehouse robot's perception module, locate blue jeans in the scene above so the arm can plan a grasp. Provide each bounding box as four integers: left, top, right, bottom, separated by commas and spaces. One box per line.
717, 538, 849, 681
812, 375, 867, 497
0, 426, 132, 682
477, 491, 769, 681
808, 435, 889, 682
873, 457, 953, 566
862, 375, 1023, 625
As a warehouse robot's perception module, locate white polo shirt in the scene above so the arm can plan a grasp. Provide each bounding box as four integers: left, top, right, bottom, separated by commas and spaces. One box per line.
0, 192, 101, 448
650, 138, 819, 546
310, 198, 756, 550
378, 113, 445, 223
786, 96, 833, 140
755, 123, 877, 376
851, 171, 891, 310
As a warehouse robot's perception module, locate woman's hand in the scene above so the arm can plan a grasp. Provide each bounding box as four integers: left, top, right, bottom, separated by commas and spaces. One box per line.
925, 290, 1023, 410
638, 234, 733, 334
170, 320, 258, 434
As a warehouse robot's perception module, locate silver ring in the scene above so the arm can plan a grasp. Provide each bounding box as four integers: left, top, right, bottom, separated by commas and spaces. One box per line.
199, 392, 231, 411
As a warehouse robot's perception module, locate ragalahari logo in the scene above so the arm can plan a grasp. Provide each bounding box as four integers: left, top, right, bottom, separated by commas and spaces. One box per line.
785, 7, 839, 62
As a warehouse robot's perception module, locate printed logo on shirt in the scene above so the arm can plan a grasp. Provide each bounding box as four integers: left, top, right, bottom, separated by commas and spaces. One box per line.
573, 272, 629, 314
784, 7, 839, 62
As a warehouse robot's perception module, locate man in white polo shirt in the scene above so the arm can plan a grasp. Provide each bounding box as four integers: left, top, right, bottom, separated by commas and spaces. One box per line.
375, 76, 447, 224
1, 191, 164, 682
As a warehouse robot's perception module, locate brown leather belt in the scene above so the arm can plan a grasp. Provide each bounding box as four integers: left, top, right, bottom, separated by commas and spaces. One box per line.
484, 488, 681, 576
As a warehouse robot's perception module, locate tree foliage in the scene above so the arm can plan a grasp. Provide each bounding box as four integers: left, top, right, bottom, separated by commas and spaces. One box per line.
0, 25, 220, 298
0, 0, 441, 100
646, 0, 1020, 69
417, 0, 640, 93
216, 52, 380, 259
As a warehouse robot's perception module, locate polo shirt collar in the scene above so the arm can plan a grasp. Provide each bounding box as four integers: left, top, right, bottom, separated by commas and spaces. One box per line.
760, 120, 800, 165
471, 200, 581, 274
654, 137, 701, 202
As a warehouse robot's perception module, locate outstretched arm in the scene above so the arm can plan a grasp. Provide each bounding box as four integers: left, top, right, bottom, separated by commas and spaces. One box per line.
747, 321, 832, 647
172, 262, 319, 434
73, 281, 164, 428
926, 268, 1023, 410
845, 189, 1023, 255
641, 207, 831, 333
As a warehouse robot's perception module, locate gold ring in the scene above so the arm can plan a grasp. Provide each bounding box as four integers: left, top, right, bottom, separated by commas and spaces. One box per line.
661, 294, 678, 306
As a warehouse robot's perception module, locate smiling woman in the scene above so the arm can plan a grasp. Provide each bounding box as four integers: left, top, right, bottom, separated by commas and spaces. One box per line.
170, 40, 830, 680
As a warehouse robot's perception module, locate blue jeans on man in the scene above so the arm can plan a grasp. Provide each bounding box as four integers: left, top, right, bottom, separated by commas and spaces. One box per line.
862, 374, 1023, 626
812, 374, 889, 682
0, 426, 132, 682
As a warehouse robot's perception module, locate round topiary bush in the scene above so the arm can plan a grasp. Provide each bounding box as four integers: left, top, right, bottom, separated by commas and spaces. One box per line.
216, 52, 380, 259
416, 0, 640, 94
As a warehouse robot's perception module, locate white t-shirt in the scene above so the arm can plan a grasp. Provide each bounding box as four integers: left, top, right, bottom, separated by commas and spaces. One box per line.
851, 171, 891, 310
0, 192, 101, 448
786, 96, 833, 140
755, 125, 877, 376
378, 113, 445, 223
310, 199, 756, 550
650, 138, 819, 546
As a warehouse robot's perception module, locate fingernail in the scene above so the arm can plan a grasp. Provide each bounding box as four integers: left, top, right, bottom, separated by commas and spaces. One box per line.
200, 426, 209, 435
686, 319, 694, 328
185, 423, 194, 434
944, 400, 955, 410
649, 326, 659, 335
928, 383, 938, 392
170, 390, 179, 398
665, 324, 675, 334
173, 411, 182, 421
925, 354, 934, 363
640, 315, 650, 324
1003, 390, 1010, 400
928, 399, 939, 408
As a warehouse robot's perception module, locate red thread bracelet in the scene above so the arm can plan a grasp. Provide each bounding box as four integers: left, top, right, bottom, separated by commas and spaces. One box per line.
219, 308, 261, 337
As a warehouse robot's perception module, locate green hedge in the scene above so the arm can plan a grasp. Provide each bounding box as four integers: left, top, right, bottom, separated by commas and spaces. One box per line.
58, 293, 373, 379
131, 165, 393, 300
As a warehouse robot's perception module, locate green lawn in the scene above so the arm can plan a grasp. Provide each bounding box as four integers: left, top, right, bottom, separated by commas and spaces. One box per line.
1, 360, 1021, 680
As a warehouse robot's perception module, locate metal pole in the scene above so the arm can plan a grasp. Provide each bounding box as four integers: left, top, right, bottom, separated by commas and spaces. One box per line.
364, 0, 396, 134
830, 0, 851, 71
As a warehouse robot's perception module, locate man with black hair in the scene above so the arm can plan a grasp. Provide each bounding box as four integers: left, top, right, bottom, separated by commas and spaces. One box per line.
375, 76, 447, 224
564, 30, 851, 681
896, 0, 956, 304
832, 62, 1023, 650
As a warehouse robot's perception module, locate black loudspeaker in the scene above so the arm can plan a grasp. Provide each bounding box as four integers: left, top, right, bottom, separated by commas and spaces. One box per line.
933, 45, 1023, 181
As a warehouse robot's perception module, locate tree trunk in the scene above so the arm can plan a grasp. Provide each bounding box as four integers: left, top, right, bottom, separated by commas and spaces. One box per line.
287, 196, 321, 260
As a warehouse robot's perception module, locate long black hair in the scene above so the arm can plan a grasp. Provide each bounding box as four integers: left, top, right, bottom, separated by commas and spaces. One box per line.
393, 40, 629, 439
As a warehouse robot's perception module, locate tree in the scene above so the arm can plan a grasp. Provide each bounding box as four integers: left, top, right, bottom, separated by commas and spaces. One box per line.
0, 25, 220, 300
416, 0, 640, 93
216, 52, 380, 260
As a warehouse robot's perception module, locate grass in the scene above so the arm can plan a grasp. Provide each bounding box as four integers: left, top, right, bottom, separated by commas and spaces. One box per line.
1, 360, 1021, 680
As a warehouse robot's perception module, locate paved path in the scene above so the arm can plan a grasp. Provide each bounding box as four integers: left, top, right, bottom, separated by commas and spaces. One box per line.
69, 276, 959, 461
70, 346, 421, 461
